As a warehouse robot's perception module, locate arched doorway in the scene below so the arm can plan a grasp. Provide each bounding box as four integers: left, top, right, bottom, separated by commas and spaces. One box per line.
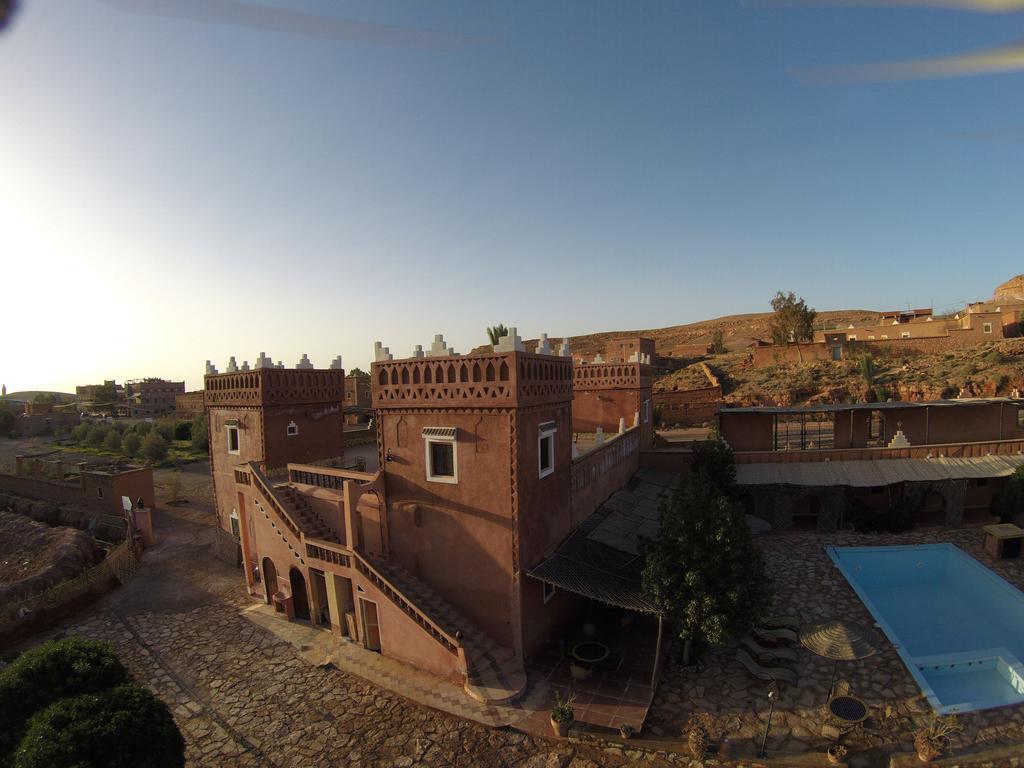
290, 567, 311, 621
262, 557, 278, 605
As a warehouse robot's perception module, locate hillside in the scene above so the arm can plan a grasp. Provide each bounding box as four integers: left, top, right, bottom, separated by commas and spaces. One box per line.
471, 309, 880, 359
3, 391, 75, 403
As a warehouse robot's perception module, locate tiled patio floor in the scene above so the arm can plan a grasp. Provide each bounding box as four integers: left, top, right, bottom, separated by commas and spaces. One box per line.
524, 619, 660, 733
645, 525, 1024, 755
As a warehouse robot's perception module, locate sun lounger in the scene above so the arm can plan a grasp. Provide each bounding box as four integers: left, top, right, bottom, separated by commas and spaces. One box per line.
753, 626, 799, 645
741, 635, 799, 665
736, 649, 798, 688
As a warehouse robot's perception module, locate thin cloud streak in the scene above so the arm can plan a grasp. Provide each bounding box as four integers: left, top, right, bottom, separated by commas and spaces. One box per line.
794, 38, 1024, 82
98, 0, 491, 51
745, 0, 1024, 13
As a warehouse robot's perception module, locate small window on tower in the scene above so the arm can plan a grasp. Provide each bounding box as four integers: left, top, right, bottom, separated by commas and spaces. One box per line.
227, 425, 240, 454
422, 427, 457, 483
287, 421, 298, 437
983, 323, 993, 334
538, 421, 556, 478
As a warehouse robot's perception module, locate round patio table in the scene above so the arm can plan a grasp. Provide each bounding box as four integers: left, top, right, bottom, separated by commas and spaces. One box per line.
571, 640, 610, 665
828, 694, 868, 724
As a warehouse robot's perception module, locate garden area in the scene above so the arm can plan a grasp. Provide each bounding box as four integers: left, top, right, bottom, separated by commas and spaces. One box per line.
61, 416, 209, 468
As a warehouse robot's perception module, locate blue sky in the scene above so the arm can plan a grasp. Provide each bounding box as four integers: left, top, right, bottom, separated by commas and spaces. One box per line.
2, 1, 1022, 392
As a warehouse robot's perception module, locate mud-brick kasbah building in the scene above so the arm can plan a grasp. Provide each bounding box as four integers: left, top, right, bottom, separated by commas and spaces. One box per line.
204, 330, 657, 702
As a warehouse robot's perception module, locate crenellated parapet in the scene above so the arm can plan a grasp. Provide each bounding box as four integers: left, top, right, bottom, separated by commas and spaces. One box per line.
572, 362, 652, 392
205, 367, 346, 408
372, 350, 572, 410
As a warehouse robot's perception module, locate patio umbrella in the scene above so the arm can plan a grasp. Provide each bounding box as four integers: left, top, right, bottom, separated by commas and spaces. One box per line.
799, 620, 881, 698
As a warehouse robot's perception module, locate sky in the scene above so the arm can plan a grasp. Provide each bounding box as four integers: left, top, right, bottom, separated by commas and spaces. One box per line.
1, 0, 1022, 394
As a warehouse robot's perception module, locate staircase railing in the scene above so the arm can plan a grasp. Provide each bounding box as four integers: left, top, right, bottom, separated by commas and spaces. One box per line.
245, 462, 302, 541
351, 551, 466, 667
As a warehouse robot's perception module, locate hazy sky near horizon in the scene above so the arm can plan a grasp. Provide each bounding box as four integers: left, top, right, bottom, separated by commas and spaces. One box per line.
2, 1, 1022, 394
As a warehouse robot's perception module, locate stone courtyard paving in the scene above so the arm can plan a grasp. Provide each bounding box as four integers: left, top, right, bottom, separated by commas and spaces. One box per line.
39, 502, 675, 768
646, 527, 1024, 759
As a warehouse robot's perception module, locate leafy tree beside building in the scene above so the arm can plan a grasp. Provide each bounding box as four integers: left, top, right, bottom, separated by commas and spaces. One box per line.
642, 445, 771, 665
769, 291, 817, 345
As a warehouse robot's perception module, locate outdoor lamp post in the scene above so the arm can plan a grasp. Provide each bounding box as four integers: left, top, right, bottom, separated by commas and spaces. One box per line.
757, 682, 779, 759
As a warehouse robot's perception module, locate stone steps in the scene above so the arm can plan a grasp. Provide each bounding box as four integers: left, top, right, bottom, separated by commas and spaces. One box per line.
364, 555, 525, 704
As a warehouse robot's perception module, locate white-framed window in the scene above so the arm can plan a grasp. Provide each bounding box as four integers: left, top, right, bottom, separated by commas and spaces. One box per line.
901, 332, 911, 339
286, 421, 298, 436
422, 427, 457, 484
226, 424, 240, 454
642, 399, 651, 424
230, 508, 240, 539
983, 323, 993, 334
847, 335, 857, 341
543, 581, 556, 604
538, 421, 556, 479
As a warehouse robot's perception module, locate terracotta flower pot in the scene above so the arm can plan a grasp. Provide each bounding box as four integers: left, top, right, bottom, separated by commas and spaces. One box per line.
550, 716, 570, 737
915, 735, 940, 763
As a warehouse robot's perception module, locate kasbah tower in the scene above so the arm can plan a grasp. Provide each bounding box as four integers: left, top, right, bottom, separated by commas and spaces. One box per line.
204, 330, 654, 703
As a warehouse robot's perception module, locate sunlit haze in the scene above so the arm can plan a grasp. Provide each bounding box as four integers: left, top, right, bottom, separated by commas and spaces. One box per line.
2, 0, 1022, 393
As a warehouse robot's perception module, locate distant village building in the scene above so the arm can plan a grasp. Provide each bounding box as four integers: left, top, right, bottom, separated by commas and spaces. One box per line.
343, 371, 372, 425
124, 378, 185, 418
174, 390, 206, 419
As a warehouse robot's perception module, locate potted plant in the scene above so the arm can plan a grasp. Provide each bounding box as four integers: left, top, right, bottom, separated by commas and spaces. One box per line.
550, 691, 575, 737
914, 715, 962, 763
827, 744, 847, 764
618, 724, 634, 740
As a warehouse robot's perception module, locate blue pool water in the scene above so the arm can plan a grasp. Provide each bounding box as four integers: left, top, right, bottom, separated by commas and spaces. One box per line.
828, 544, 1024, 714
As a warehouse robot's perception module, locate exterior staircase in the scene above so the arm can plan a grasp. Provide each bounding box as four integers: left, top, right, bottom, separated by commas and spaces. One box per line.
244, 465, 523, 704
362, 554, 526, 704
274, 485, 340, 544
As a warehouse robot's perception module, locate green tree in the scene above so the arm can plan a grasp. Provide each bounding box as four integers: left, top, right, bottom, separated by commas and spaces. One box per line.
32, 393, 58, 405
642, 475, 771, 665
92, 383, 118, 406
0, 405, 14, 437
191, 413, 209, 452
710, 330, 726, 355
769, 291, 817, 345
486, 324, 509, 346
102, 430, 123, 452
70, 423, 91, 443
14, 684, 184, 768
85, 424, 108, 449
121, 432, 141, 457
133, 421, 153, 437
154, 420, 175, 442
140, 433, 169, 465
859, 352, 876, 392
993, 466, 1024, 523
0, 637, 129, 760
172, 421, 191, 441
691, 440, 736, 496
348, 367, 366, 376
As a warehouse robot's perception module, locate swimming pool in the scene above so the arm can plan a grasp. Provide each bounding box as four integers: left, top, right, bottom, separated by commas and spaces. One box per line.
827, 543, 1024, 714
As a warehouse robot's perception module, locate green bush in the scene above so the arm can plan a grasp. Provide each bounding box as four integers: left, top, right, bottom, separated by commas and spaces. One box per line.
0, 637, 129, 759
133, 421, 153, 437
191, 414, 209, 452
85, 425, 108, 449
141, 433, 169, 465
155, 422, 174, 442
121, 432, 141, 457
70, 423, 91, 443
14, 684, 184, 768
172, 421, 192, 441
103, 430, 123, 452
